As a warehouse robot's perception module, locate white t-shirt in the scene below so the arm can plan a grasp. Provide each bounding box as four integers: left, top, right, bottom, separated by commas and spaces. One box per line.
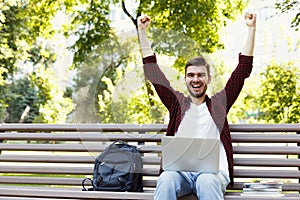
175, 102, 229, 178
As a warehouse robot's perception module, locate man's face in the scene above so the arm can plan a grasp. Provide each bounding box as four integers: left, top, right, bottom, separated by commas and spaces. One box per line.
185, 65, 211, 98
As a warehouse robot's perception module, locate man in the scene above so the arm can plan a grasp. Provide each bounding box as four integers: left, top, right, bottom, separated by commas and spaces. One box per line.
138, 13, 256, 200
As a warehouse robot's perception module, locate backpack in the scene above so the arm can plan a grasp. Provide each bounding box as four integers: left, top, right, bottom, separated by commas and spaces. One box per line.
82, 140, 143, 192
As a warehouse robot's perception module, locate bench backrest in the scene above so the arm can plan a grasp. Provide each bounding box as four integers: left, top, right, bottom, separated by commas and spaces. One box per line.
0, 124, 299, 193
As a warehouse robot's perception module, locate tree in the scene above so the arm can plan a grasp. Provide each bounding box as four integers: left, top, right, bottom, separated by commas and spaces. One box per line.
4, 78, 40, 123
71, 36, 134, 123
67, 0, 247, 67
0, 67, 8, 122
227, 77, 261, 124
64, 0, 113, 70
3, 67, 73, 123
0, 0, 60, 78
256, 62, 300, 123
143, 0, 246, 54
275, 0, 300, 30
0, 0, 73, 123
68, 0, 247, 123
0, 0, 248, 124
30, 65, 73, 123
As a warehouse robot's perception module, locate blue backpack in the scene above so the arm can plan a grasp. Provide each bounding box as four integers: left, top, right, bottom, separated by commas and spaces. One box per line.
82, 140, 143, 192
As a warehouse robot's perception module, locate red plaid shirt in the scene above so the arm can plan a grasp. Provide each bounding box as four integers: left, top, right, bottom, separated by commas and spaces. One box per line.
143, 53, 253, 184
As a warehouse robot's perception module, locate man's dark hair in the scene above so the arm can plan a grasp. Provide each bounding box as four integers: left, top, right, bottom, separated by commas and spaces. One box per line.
185, 56, 210, 76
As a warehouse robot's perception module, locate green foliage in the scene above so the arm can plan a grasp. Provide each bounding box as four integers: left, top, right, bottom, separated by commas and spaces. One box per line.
3, 67, 73, 123
142, 0, 247, 53
71, 35, 168, 124
0, 0, 248, 124
63, 0, 113, 69
257, 62, 300, 123
69, 0, 247, 123
0, 0, 73, 123
228, 62, 300, 124
228, 77, 260, 124
0, 67, 7, 86
4, 78, 40, 123
71, 36, 135, 123
30, 66, 73, 123
97, 65, 167, 124
0, 0, 60, 78
275, 0, 300, 30
0, 67, 8, 122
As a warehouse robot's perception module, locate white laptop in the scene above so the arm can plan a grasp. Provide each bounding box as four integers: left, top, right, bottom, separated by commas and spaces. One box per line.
161, 136, 220, 173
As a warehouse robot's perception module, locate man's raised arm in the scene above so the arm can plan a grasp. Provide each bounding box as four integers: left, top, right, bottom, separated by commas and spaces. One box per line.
137, 15, 154, 58
241, 12, 256, 56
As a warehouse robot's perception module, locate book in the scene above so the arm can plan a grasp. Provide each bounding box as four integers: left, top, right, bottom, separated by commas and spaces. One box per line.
242, 181, 283, 196
241, 192, 284, 197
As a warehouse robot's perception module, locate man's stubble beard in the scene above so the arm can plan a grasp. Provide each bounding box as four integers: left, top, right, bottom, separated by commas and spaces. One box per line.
187, 86, 207, 99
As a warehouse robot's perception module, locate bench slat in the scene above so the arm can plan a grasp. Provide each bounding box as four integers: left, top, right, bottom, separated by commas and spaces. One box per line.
2, 155, 299, 167
0, 143, 161, 153
0, 176, 81, 186
0, 123, 167, 132
0, 176, 157, 187
0, 133, 162, 142
228, 182, 300, 191
233, 146, 300, 155
2, 176, 300, 191
1, 165, 299, 178
234, 169, 300, 178
0, 186, 299, 200
0, 166, 160, 176
0, 197, 80, 200
2, 144, 299, 155
224, 194, 300, 200
1, 123, 299, 132
234, 158, 300, 167
0, 154, 161, 164
0, 187, 154, 199
231, 134, 300, 143
1, 133, 299, 143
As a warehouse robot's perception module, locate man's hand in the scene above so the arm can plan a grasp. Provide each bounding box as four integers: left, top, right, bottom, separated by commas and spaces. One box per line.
137, 15, 151, 30
241, 12, 256, 56
137, 15, 153, 58
244, 12, 256, 28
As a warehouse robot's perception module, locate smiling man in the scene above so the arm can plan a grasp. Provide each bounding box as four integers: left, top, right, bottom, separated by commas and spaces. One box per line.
185, 57, 211, 104
138, 13, 256, 200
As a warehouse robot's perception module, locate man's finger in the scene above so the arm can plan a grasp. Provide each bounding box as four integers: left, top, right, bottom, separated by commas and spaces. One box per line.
141, 18, 150, 23
245, 12, 256, 20
141, 16, 150, 23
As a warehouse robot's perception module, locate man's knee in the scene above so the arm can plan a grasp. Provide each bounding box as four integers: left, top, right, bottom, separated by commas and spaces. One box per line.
155, 171, 181, 198
196, 173, 221, 188
155, 171, 193, 199
157, 171, 180, 187
195, 173, 225, 199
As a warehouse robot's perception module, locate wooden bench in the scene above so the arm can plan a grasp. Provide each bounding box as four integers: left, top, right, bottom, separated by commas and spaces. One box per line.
0, 123, 299, 200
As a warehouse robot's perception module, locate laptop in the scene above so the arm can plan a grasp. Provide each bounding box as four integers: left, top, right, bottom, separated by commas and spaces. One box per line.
161, 136, 220, 173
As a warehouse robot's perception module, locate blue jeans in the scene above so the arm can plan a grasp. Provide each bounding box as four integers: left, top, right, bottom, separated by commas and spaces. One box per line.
154, 171, 229, 200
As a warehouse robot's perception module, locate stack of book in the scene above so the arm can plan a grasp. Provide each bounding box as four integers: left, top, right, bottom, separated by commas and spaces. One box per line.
242, 181, 283, 196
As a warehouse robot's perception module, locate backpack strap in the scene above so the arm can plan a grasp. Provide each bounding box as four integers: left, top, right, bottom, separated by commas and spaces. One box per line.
82, 178, 94, 191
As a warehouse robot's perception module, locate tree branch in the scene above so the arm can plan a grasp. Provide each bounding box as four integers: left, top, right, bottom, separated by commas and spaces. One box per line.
121, 0, 137, 28
136, 0, 142, 20
121, 0, 154, 107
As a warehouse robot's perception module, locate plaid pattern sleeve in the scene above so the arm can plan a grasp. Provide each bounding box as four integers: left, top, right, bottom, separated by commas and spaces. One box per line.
208, 53, 253, 184
143, 54, 157, 64
224, 53, 253, 112
142, 54, 185, 112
